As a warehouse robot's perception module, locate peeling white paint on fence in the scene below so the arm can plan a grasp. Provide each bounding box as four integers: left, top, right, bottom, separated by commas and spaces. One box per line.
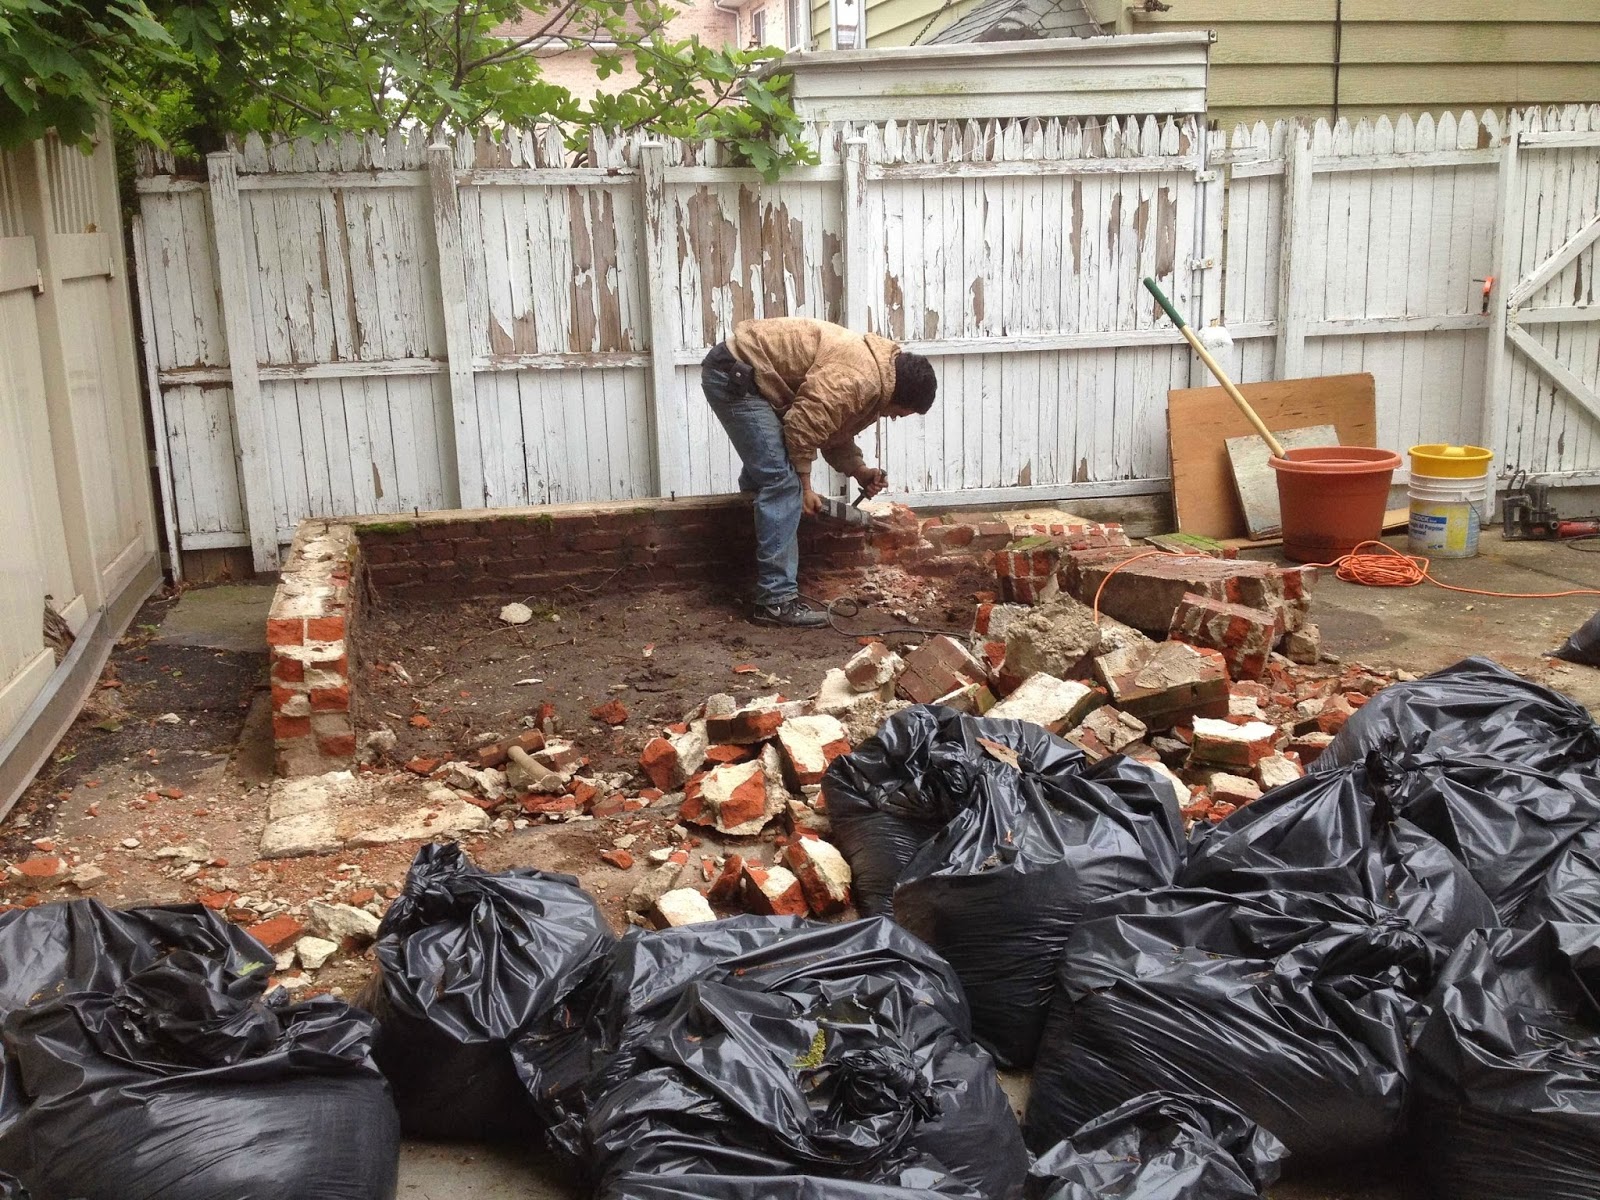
134, 106, 1600, 570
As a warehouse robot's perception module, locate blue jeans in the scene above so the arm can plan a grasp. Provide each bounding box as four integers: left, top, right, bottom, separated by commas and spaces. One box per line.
702, 346, 801, 607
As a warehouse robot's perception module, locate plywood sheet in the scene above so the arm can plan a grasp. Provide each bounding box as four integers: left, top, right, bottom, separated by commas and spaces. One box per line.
1168, 374, 1378, 539
1226, 425, 1339, 539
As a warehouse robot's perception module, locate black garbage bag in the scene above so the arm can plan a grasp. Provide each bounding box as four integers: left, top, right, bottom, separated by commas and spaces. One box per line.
1553, 609, 1600, 666
823, 705, 1089, 917
605, 1171, 981, 1200
1315, 656, 1600, 773
0, 951, 398, 1200
824, 706, 1185, 1067
1026, 1092, 1287, 1200
516, 916, 1028, 1200
1517, 823, 1600, 925
363, 843, 614, 1140
1025, 888, 1429, 1162
1378, 754, 1600, 924
1181, 753, 1497, 967
1413, 922, 1600, 1199
0, 900, 268, 1015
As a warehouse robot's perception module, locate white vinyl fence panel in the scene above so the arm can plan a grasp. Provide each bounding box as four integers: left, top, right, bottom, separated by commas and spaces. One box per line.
134, 106, 1600, 572
0, 129, 160, 807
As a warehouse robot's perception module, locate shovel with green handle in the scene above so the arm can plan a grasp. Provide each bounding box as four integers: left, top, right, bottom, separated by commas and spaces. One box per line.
1144, 276, 1287, 459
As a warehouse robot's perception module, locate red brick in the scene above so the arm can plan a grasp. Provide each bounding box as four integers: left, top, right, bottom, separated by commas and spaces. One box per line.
1169, 592, 1277, 682
271, 656, 305, 684
704, 743, 757, 765
895, 636, 989, 706
310, 684, 351, 713
318, 733, 357, 758
704, 707, 784, 745
404, 756, 441, 775
740, 863, 809, 917
245, 914, 304, 951
1093, 641, 1230, 732
590, 699, 629, 726
708, 855, 745, 904
306, 615, 345, 642
14, 855, 65, 881
521, 794, 581, 815
198, 889, 237, 911
640, 738, 684, 791
591, 794, 628, 818
924, 523, 976, 550
600, 848, 634, 870
273, 714, 312, 739
266, 618, 304, 647
270, 683, 301, 710
476, 730, 546, 768
570, 779, 599, 807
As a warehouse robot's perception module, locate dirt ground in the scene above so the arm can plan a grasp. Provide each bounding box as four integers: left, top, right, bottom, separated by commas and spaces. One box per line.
356, 572, 981, 777
6, 526, 1600, 1200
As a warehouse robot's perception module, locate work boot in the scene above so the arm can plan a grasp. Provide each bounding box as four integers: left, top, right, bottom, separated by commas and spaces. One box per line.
750, 598, 829, 629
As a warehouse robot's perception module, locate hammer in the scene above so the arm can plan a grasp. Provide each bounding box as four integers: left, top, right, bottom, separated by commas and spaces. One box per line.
475, 729, 545, 769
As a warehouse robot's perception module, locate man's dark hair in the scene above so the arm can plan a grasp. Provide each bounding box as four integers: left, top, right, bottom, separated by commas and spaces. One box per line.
892, 352, 937, 413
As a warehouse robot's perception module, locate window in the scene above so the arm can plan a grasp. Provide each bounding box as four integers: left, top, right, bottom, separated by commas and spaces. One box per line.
831, 0, 862, 48
786, 0, 805, 49
750, 7, 767, 46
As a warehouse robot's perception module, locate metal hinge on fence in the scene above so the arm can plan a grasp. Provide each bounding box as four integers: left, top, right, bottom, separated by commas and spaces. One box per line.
1194, 169, 1217, 183
1186, 256, 1217, 272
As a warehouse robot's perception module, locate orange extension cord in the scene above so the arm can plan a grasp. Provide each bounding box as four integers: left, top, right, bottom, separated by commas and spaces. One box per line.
1091, 542, 1600, 626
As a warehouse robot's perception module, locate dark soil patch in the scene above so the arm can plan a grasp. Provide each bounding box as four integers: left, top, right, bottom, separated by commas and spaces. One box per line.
5, 594, 267, 862
357, 577, 981, 773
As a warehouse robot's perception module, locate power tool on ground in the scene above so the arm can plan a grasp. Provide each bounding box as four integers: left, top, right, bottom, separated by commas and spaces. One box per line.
1502, 471, 1600, 541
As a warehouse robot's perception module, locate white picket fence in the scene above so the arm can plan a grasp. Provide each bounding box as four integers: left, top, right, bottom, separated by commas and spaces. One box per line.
133, 106, 1600, 572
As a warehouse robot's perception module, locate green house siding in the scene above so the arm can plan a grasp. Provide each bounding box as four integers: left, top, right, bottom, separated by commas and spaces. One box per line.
807, 0, 1600, 125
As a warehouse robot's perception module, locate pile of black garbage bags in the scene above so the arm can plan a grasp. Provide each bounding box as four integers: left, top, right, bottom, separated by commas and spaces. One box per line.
7, 655, 1600, 1200
824, 656, 1600, 1198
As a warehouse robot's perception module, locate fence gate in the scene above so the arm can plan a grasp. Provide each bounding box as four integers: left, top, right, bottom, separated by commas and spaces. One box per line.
1486, 109, 1600, 484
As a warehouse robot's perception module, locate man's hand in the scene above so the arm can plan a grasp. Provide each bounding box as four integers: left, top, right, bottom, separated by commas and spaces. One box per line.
801, 486, 825, 516
854, 467, 889, 499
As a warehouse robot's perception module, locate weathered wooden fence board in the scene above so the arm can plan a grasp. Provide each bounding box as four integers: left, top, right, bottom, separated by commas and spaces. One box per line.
134, 105, 1600, 568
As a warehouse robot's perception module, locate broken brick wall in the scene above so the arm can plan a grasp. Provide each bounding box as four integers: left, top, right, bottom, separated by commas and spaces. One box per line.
268, 498, 1022, 778
268, 522, 360, 777
350, 496, 954, 602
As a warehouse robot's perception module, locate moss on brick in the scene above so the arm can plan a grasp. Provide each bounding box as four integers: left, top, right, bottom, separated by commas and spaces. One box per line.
358, 520, 416, 536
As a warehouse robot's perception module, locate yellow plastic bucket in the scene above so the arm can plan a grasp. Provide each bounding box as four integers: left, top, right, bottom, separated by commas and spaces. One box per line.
1409, 444, 1493, 479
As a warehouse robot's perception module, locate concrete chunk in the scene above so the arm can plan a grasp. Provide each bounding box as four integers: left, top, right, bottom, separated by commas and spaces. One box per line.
844, 643, 904, 692
1256, 754, 1306, 791
307, 901, 382, 942
1189, 719, 1281, 769
650, 888, 716, 928
1001, 594, 1104, 681
987, 673, 1100, 733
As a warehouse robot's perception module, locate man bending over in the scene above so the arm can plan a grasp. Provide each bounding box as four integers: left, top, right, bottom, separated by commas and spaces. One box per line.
700, 317, 937, 628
